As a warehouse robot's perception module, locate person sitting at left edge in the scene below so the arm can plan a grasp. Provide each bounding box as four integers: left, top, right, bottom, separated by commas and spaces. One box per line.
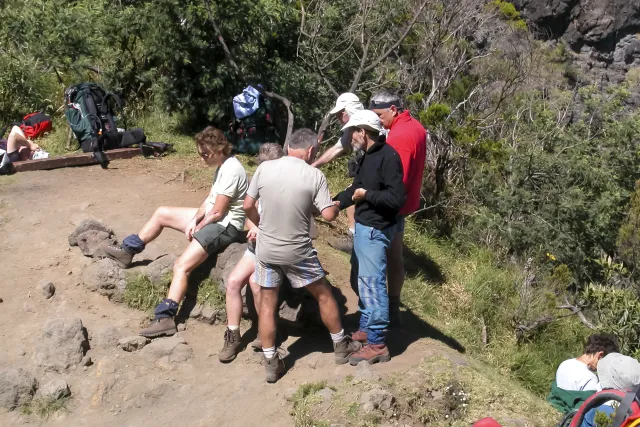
101, 127, 248, 338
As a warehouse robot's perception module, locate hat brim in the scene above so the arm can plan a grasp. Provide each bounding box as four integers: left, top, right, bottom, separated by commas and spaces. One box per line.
341, 123, 382, 134
329, 104, 345, 115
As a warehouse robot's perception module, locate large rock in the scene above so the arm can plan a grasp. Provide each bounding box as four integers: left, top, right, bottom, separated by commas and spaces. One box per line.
38, 280, 55, 299
0, 368, 38, 410
141, 334, 193, 367
82, 258, 127, 303
68, 220, 113, 247
33, 318, 89, 372
35, 379, 70, 401
119, 336, 149, 352
77, 229, 117, 258
145, 255, 177, 285
93, 327, 120, 349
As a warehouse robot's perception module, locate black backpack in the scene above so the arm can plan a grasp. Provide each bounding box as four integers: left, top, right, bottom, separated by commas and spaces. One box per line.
65, 83, 146, 168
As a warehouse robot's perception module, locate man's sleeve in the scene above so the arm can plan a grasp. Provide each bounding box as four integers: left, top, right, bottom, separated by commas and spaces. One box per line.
314, 172, 335, 212
246, 166, 261, 199
333, 171, 361, 210
364, 151, 406, 210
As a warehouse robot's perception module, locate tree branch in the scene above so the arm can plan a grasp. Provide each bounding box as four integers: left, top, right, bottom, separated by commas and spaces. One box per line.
204, 0, 240, 75
362, 0, 429, 74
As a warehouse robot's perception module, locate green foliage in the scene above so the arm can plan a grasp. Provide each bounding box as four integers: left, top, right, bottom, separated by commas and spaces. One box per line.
490, 0, 528, 30
290, 382, 331, 427
124, 273, 168, 313
418, 103, 451, 128
583, 284, 640, 358
21, 397, 69, 419
617, 181, 640, 272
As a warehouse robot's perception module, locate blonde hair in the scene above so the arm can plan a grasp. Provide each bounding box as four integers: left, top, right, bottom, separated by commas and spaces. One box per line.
258, 143, 284, 163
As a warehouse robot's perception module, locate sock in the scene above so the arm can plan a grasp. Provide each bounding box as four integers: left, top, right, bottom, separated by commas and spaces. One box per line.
330, 329, 345, 343
228, 325, 239, 331
263, 346, 276, 359
154, 298, 179, 320
348, 228, 355, 236
122, 234, 146, 254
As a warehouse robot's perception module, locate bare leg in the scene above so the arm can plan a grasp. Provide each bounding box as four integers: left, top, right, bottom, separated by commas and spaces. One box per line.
225, 254, 256, 326
166, 240, 209, 303
248, 274, 261, 316
138, 206, 198, 244
387, 230, 405, 298
346, 205, 356, 231
306, 278, 342, 334
7, 126, 38, 159
258, 287, 279, 349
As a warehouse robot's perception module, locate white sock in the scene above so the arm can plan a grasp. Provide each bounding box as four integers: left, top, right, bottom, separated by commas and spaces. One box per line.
349, 228, 355, 235
330, 329, 345, 343
263, 346, 276, 359
228, 325, 239, 331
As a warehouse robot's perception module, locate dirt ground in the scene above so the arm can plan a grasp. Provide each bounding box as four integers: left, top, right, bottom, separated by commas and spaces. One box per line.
0, 157, 438, 426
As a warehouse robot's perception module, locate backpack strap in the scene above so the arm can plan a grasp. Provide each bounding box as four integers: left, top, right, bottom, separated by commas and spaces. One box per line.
612, 384, 640, 427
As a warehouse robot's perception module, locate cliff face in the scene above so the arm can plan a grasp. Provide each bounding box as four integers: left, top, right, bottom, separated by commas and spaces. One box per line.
514, 0, 640, 79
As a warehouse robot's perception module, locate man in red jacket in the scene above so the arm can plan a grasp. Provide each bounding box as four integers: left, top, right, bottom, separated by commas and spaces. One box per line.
370, 91, 427, 325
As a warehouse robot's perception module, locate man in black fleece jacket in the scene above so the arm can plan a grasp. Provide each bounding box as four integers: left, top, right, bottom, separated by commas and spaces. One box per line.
334, 109, 406, 365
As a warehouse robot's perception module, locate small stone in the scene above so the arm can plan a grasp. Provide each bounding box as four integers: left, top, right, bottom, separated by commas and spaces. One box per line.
94, 327, 120, 349
200, 305, 216, 323
0, 298, 3, 303
360, 388, 395, 413
189, 304, 203, 318
317, 387, 334, 402
38, 280, 55, 299
118, 336, 149, 352
82, 355, 93, 367
142, 335, 193, 367
67, 271, 73, 276
35, 379, 71, 401
177, 323, 186, 332
284, 387, 298, 402
96, 357, 116, 376
355, 361, 381, 381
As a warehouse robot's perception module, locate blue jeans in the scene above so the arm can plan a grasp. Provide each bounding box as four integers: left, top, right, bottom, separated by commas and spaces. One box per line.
350, 222, 393, 345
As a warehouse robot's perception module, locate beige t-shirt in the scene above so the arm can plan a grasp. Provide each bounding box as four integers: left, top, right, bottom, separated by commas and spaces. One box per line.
247, 156, 334, 264
204, 156, 248, 230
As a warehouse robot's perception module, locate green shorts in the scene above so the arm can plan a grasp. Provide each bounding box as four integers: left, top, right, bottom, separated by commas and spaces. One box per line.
193, 223, 242, 255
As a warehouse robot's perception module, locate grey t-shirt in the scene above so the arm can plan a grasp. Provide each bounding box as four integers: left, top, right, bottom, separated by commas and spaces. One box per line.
247, 156, 334, 264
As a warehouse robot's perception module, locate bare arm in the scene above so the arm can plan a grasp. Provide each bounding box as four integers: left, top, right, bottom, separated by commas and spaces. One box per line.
243, 195, 260, 228
320, 205, 339, 221
312, 145, 344, 168
194, 194, 231, 232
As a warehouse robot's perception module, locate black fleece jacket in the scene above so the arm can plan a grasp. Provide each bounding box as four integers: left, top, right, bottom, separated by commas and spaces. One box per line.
334, 138, 406, 230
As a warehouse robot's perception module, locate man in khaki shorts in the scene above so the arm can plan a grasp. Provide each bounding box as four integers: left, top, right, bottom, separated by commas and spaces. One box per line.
243, 128, 362, 383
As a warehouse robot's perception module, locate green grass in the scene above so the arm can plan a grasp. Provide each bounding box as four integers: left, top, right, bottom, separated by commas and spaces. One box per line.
196, 277, 225, 308
21, 397, 69, 419
401, 218, 589, 396
290, 382, 331, 427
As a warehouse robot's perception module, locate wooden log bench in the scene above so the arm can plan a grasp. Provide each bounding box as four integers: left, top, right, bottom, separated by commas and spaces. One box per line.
13, 148, 140, 172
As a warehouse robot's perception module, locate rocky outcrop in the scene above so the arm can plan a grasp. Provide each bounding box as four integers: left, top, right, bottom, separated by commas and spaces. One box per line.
514, 0, 640, 69
33, 318, 90, 372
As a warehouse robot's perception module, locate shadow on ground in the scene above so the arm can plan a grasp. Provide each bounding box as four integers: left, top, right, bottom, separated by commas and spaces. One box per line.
403, 243, 445, 284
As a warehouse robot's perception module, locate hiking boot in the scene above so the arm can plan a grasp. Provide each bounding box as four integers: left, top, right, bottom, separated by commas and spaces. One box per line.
139, 317, 177, 338
349, 344, 391, 365
101, 244, 134, 268
328, 234, 353, 253
219, 328, 242, 363
351, 330, 368, 344
334, 336, 363, 365
264, 353, 285, 383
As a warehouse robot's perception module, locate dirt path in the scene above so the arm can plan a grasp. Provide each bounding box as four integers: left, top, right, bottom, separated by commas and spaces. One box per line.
0, 158, 437, 427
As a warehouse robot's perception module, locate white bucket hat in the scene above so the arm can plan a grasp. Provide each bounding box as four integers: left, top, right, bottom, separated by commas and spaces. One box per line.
329, 93, 364, 116
341, 110, 384, 134
598, 353, 640, 390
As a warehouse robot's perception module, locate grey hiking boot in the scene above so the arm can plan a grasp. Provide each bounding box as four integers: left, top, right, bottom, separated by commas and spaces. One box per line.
219, 328, 242, 363
334, 336, 363, 365
328, 234, 353, 253
264, 353, 285, 383
101, 244, 134, 268
139, 317, 177, 338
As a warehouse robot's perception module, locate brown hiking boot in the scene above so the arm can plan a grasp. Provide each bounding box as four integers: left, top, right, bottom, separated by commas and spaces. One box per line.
264, 353, 285, 383
101, 244, 134, 268
351, 330, 368, 344
139, 317, 177, 338
328, 234, 353, 253
218, 328, 242, 363
334, 336, 363, 365
349, 344, 390, 365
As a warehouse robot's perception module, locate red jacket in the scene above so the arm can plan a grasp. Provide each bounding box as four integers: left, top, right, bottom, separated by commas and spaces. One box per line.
386, 110, 427, 216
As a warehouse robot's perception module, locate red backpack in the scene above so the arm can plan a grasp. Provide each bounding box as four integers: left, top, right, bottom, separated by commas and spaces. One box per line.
19, 112, 53, 139
557, 385, 640, 427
